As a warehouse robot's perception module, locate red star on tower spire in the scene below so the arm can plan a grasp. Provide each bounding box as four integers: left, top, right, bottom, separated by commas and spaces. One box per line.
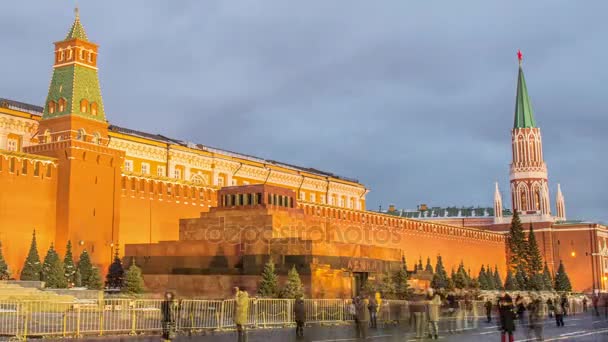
517, 49, 523, 65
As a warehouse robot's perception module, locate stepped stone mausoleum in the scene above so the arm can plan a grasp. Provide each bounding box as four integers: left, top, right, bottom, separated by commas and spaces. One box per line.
0, 10, 606, 297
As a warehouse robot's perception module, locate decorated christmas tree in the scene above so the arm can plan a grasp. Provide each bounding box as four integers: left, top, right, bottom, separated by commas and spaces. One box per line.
504, 269, 518, 291
281, 266, 304, 299
393, 266, 411, 299
507, 210, 527, 272
494, 265, 504, 290
0, 241, 10, 280
542, 262, 553, 291
106, 249, 125, 289
42, 244, 68, 288
554, 260, 572, 292
20, 230, 42, 281
123, 259, 145, 294
77, 250, 93, 288
430, 255, 448, 289
63, 241, 76, 286
425, 257, 434, 273
257, 259, 279, 297
87, 267, 103, 290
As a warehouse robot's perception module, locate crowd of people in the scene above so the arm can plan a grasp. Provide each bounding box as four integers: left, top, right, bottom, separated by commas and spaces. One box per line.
156, 287, 598, 341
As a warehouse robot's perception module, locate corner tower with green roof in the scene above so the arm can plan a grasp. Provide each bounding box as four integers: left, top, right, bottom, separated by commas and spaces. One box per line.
42, 8, 106, 123
507, 50, 561, 221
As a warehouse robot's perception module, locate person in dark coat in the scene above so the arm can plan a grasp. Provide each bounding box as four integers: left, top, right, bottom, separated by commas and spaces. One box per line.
582, 297, 588, 313
356, 295, 370, 339
546, 298, 554, 318
592, 295, 599, 316
161, 291, 176, 341
485, 298, 493, 323
368, 295, 378, 329
294, 295, 305, 337
446, 292, 458, 333
526, 295, 544, 341
515, 294, 526, 326
498, 293, 516, 342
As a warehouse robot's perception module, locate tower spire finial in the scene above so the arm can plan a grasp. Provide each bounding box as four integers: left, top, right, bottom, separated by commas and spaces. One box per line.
75, 5, 80, 20
517, 49, 523, 65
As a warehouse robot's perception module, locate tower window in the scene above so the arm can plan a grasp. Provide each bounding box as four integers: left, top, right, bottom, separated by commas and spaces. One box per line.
67, 49, 73, 60
48, 101, 56, 114
58, 98, 66, 112
76, 129, 85, 141
534, 190, 541, 211
79, 49, 85, 60
59, 50, 64, 62
92, 132, 101, 145
520, 191, 527, 210
91, 102, 98, 116
80, 99, 89, 113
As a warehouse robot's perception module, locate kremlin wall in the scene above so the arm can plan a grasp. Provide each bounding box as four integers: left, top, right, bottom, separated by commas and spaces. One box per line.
1, 11, 607, 297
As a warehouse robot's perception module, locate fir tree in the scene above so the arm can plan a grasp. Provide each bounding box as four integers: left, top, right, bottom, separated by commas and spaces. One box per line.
515, 264, 528, 290
425, 257, 434, 273
554, 260, 572, 292
478, 265, 489, 290
0, 241, 10, 280
401, 256, 408, 272
486, 264, 496, 290
542, 262, 553, 291
77, 250, 93, 288
41, 244, 67, 288
453, 262, 468, 289
393, 267, 411, 299
416, 257, 423, 272
526, 225, 544, 290
377, 271, 396, 298
87, 267, 103, 290
63, 241, 76, 286
257, 259, 279, 297
430, 255, 448, 289
106, 249, 125, 289
504, 269, 518, 291
74, 268, 82, 287
446, 277, 455, 291
123, 260, 145, 294
20, 230, 42, 281
507, 210, 527, 272
281, 266, 304, 299
494, 265, 504, 290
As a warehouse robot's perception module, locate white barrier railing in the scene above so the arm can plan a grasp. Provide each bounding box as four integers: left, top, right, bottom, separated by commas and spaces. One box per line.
0, 298, 587, 338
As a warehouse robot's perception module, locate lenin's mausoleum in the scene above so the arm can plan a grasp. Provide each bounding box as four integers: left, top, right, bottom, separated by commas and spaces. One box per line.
1, 12, 606, 298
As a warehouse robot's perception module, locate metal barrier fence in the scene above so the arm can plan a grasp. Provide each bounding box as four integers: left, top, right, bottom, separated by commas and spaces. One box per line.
0, 298, 586, 339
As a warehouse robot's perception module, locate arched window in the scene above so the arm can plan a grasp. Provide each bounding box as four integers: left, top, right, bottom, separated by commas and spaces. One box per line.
79, 49, 85, 60
520, 190, 527, 211
48, 101, 56, 114
91, 102, 98, 116
76, 129, 85, 141
58, 98, 66, 112
59, 50, 65, 62
534, 189, 541, 211
92, 132, 101, 145
67, 49, 73, 60
43, 130, 51, 143
80, 99, 89, 113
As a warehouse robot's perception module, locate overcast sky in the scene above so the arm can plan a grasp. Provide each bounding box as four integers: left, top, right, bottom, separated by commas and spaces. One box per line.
2, 1, 607, 222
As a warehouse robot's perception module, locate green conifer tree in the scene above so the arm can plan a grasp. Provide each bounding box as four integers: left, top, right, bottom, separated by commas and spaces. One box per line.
123, 260, 145, 294
74, 268, 82, 287
257, 259, 279, 297
504, 269, 518, 291
494, 265, 504, 290
0, 241, 10, 280
542, 262, 553, 291
42, 244, 67, 288
526, 225, 544, 290
453, 262, 468, 289
87, 267, 103, 290
20, 230, 42, 281
63, 241, 76, 286
393, 266, 411, 299
478, 265, 489, 290
416, 257, 423, 271
507, 210, 527, 272
430, 255, 448, 289
281, 266, 304, 299
554, 260, 572, 292
401, 256, 408, 272
77, 250, 93, 288
377, 271, 396, 298
425, 257, 434, 273
106, 249, 125, 289
486, 264, 496, 290
515, 264, 527, 290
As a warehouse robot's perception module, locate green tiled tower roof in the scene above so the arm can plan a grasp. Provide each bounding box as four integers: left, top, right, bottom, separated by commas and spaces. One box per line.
42, 10, 105, 122
513, 60, 536, 129
64, 8, 88, 41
